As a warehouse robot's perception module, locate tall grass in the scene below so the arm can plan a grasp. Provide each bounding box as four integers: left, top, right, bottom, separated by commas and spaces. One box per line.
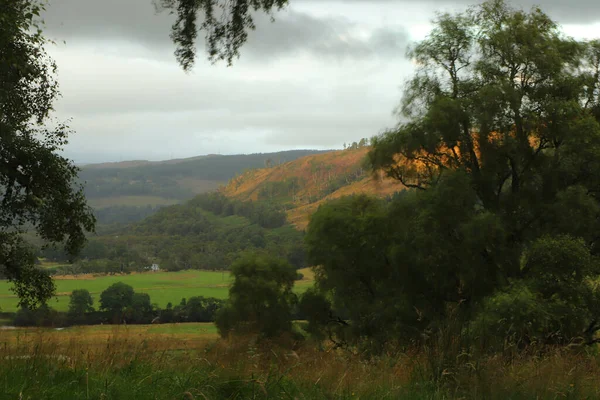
1, 326, 600, 399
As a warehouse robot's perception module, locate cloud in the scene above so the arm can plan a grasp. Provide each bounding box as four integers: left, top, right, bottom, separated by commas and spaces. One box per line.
41, 0, 174, 48
49, 41, 406, 162
39, 0, 599, 164
243, 11, 409, 61
298, 0, 600, 24
41, 0, 409, 62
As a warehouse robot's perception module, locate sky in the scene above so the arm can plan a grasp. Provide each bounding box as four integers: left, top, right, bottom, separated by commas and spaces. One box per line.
40, 0, 600, 163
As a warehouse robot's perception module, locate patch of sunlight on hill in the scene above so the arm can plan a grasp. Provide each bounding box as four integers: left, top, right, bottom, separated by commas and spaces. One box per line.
222, 148, 404, 229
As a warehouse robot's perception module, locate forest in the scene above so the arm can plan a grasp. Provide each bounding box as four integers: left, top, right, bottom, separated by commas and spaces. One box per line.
40, 192, 306, 274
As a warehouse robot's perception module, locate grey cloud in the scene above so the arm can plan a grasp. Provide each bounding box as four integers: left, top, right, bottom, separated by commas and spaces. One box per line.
42, 0, 175, 48
42, 0, 410, 61
299, 0, 600, 24
244, 12, 409, 60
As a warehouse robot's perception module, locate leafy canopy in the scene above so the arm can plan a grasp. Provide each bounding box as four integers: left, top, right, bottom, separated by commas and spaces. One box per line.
0, 0, 95, 307
156, 0, 289, 70
305, 0, 600, 350
99, 282, 135, 321
216, 252, 297, 338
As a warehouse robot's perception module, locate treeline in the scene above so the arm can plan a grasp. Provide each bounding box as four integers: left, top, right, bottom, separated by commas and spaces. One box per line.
41, 193, 306, 273
342, 138, 370, 150
12, 282, 225, 327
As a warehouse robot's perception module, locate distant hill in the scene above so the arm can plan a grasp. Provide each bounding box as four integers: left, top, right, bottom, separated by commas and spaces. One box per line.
43, 147, 405, 270
221, 147, 405, 229
82, 154, 221, 170
77, 150, 329, 225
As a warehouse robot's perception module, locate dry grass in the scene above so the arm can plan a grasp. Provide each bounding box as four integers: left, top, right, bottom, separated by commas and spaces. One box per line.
2, 325, 600, 399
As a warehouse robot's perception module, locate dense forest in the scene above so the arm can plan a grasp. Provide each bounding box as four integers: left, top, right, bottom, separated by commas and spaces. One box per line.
41, 192, 306, 274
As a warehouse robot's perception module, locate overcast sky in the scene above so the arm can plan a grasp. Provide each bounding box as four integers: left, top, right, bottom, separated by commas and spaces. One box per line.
40, 0, 600, 163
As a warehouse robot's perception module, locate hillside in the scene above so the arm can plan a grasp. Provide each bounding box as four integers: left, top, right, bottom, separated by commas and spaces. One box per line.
77, 150, 329, 225
40, 192, 307, 274
222, 147, 405, 229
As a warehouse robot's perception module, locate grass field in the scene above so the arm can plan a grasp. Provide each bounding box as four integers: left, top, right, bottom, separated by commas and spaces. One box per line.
0, 322, 219, 342
0, 269, 315, 312
2, 323, 600, 399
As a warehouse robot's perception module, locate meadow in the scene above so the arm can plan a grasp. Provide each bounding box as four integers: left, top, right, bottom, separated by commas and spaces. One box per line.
1, 323, 600, 399
0, 269, 315, 313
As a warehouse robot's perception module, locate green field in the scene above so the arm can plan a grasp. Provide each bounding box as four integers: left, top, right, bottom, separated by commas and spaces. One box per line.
0, 269, 314, 312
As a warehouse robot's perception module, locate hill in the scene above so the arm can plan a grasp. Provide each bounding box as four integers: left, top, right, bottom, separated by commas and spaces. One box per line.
221, 147, 405, 229
39, 147, 404, 267
77, 150, 329, 225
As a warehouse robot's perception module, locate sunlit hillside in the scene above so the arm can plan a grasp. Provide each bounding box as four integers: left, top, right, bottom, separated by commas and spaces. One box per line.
222, 147, 405, 229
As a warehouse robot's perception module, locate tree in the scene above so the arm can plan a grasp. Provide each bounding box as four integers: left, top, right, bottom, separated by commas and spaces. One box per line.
215, 252, 297, 338
0, 0, 95, 308
99, 282, 135, 323
126, 292, 154, 324
67, 289, 94, 324
471, 235, 600, 348
156, 0, 289, 70
305, 195, 415, 350
363, 0, 600, 343
369, 0, 600, 257
302, 0, 600, 350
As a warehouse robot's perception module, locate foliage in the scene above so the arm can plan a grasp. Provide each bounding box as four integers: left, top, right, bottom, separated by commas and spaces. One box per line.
216, 252, 297, 337
156, 0, 289, 70
0, 0, 95, 307
472, 235, 600, 348
303, 0, 600, 352
68, 194, 305, 272
125, 292, 155, 324
13, 304, 65, 327
67, 289, 94, 324
297, 288, 333, 341
99, 282, 135, 322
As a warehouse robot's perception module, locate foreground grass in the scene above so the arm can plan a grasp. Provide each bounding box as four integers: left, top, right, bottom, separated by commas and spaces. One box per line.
0, 269, 315, 313
1, 325, 600, 399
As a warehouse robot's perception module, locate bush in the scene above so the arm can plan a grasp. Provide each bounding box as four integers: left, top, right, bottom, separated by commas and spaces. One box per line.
216, 253, 297, 338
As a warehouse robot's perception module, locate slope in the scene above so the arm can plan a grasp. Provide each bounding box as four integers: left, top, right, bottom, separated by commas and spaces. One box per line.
222, 147, 405, 229
77, 150, 329, 225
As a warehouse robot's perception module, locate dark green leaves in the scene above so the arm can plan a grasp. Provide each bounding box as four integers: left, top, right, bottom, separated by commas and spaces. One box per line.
1, 0, 95, 307
157, 0, 289, 70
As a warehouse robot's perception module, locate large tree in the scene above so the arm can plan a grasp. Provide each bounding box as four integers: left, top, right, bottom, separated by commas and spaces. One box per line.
305, 0, 600, 350
0, 0, 95, 307
369, 0, 600, 275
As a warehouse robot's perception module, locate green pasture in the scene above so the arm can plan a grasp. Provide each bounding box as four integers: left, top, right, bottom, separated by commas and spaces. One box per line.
0, 269, 314, 312
0, 270, 231, 312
